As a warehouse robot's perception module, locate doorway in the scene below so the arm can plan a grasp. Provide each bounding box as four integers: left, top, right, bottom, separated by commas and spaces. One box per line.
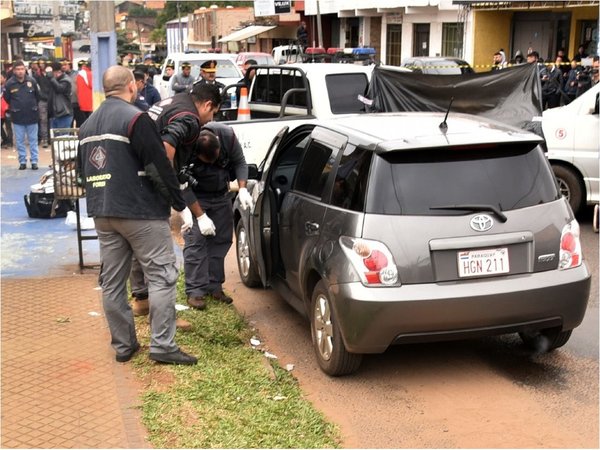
386, 24, 402, 66
413, 23, 430, 57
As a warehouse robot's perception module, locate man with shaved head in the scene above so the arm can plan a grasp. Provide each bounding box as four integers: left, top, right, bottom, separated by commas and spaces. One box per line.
77, 65, 197, 365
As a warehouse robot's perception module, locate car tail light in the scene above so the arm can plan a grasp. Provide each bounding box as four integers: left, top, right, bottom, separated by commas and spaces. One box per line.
559, 220, 582, 270
340, 237, 399, 286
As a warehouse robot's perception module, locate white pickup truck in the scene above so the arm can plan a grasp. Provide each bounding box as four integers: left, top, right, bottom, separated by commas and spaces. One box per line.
542, 83, 599, 215
219, 63, 393, 164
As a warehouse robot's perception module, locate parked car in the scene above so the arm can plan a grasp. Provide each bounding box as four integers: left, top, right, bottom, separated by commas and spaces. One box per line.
233, 113, 591, 376
234, 52, 275, 69
542, 83, 599, 215
401, 57, 474, 74
154, 52, 242, 99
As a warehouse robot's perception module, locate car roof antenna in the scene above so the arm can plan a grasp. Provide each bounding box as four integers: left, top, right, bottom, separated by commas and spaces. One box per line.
439, 97, 454, 132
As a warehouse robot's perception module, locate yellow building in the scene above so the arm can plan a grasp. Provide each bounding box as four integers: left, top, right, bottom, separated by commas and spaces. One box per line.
465, 1, 598, 70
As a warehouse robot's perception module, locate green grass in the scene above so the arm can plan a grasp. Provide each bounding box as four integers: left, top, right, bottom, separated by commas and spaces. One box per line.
131, 271, 340, 448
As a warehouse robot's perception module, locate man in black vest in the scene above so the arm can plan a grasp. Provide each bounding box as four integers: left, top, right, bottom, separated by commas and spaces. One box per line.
77, 65, 197, 365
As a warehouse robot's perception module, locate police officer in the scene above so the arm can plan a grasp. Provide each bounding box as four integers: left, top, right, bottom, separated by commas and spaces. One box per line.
194, 60, 224, 91
77, 65, 197, 365
142, 83, 223, 312
170, 61, 195, 94
183, 123, 252, 309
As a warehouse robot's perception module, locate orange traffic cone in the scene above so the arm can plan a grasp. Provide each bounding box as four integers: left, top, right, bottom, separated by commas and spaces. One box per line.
237, 87, 251, 121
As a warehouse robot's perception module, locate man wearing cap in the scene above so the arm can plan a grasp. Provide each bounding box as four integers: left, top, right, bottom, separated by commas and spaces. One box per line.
170, 62, 194, 94
194, 60, 224, 91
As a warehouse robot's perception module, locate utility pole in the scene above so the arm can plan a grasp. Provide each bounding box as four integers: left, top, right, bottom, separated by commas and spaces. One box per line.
177, 1, 183, 53
316, 0, 323, 49
52, 1, 63, 59
89, 0, 117, 108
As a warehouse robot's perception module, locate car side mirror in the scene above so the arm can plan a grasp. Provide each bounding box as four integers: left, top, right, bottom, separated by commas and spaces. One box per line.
247, 164, 259, 180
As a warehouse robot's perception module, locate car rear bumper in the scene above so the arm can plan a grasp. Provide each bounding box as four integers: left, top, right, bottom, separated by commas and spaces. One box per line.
330, 264, 591, 354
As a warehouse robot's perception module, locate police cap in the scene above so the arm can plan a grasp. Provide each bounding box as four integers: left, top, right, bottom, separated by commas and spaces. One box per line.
200, 60, 217, 73
181, 61, 191, 69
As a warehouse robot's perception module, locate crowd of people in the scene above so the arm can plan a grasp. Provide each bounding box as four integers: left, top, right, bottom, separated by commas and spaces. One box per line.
491, 45, 599, 110
1, 56, 93, 169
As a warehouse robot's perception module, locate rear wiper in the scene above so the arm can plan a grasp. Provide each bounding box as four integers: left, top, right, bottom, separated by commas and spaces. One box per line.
429, 204, 508, 222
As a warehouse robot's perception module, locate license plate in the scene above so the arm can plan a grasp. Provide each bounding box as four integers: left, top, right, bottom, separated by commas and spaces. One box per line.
457, 247, 510, 278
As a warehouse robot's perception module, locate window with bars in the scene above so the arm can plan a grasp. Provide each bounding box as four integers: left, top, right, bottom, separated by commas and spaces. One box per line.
442, 23, 464, 58
386, 24, 402, 66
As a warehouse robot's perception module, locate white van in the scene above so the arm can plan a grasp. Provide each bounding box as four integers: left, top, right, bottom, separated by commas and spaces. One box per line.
542, 83, 599, 215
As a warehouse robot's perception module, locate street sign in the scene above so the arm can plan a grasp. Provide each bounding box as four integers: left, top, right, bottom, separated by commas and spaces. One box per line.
254, 0, 291, 17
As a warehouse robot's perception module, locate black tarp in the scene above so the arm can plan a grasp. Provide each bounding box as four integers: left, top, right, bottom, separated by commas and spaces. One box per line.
366, 63, 544, 138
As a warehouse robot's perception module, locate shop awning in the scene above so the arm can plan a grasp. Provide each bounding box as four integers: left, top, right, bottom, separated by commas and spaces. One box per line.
218, 25, 276, 43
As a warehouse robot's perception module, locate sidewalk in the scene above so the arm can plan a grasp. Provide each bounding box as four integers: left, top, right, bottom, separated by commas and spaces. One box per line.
1, 144, 152, 448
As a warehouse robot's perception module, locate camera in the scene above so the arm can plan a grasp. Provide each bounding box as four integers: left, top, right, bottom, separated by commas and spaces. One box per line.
178, 164, 199, 189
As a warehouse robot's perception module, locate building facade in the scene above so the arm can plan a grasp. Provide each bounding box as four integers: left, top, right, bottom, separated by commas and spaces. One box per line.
303, 0, 599, 70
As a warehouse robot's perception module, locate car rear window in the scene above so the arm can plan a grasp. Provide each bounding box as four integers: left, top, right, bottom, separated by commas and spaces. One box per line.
365, 144, 559, 215
325, 73, 369, 114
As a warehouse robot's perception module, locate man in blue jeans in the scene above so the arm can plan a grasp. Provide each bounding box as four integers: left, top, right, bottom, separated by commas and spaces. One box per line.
4, 60, 40, 170
47, 61, 74, 131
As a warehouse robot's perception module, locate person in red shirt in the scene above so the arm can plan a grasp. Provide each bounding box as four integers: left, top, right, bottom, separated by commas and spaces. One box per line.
76, 60, 93, 125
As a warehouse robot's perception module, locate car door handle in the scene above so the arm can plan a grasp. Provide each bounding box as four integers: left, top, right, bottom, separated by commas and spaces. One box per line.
305, 221, 319, 235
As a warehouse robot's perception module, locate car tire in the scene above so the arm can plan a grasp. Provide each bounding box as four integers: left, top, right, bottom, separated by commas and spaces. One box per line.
552, 164, 584, 215
519, 327, 572, 352
235, 220, 260, 288
310, 280, 362, 376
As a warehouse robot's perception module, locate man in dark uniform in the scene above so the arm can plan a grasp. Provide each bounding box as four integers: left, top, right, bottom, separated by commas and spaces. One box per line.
182, 123, 252, 309
77, 65, 197, 365
194, 60, 224, 91
142, 83, 224, 312
128, 84, 220, 319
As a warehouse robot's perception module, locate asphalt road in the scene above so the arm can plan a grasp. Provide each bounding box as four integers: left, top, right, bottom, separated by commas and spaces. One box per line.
222, 206, 599, 448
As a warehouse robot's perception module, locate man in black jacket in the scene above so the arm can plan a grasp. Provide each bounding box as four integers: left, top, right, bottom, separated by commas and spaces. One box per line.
47, 61, 74, 130
4, 60, 40, 169
78, 65, 197, 365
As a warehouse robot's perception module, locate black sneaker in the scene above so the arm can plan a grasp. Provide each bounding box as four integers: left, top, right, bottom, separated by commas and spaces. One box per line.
149, 349, 198, 365
115, 342, 141, 363
18, 164, 26, 170
31, 164, 38, 170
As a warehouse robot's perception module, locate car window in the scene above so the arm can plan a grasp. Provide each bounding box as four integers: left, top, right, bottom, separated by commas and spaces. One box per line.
330, 146, 372, 212
325, 73, 369, 114
252, 70, 307, 107
293, 141, 337, 198
366, 144, 559, 215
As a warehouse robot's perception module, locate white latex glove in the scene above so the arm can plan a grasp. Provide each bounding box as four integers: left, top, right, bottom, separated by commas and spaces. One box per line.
238, 187, 253, 210
198, 213, 216, 236
179, 207, 193, 234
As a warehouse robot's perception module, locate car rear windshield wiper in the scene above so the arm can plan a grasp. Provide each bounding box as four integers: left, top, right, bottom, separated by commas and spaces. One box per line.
429, 204, 508, 222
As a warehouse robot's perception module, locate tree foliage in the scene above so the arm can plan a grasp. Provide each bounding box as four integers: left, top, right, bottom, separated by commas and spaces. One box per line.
129, 6, 158, 18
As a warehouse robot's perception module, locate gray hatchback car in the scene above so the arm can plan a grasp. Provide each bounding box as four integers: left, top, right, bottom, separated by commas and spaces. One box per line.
233, 112, 591, 376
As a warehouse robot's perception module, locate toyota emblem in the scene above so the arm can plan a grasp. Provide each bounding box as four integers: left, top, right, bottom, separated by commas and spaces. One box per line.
470, 214, 494, 232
